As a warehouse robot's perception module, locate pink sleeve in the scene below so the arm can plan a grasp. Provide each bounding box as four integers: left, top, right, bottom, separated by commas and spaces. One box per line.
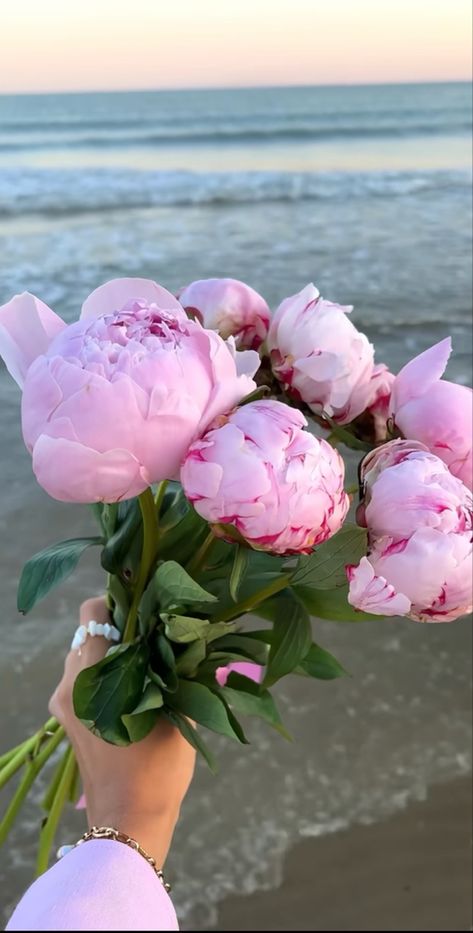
6, 839, 179, 931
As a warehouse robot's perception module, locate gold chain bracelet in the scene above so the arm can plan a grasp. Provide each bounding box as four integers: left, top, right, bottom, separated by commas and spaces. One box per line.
76, 826, 171, 892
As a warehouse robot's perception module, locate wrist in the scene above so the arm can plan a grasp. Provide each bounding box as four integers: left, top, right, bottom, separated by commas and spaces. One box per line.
85, 802, 180, 867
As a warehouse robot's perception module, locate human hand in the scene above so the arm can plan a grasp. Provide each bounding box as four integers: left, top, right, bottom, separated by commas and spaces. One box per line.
49, 597, 196, 867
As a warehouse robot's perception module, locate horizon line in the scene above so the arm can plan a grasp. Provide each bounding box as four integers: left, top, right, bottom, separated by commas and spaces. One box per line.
0, 76, 471, 98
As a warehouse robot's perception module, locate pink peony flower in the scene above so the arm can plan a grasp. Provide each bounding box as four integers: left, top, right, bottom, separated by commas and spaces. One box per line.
177, 277, 270, 350
348, 440, 473, 622
181, 398, 349, 555
215, 661, 264, 687
0, 278, 258, 503
267, 283, 377, 425
391, 338, 473, 489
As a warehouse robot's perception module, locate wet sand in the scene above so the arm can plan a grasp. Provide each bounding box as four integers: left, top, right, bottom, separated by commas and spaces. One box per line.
209, 777, 472, 932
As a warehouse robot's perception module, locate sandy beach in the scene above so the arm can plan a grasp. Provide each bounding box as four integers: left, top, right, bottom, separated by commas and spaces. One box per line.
208, 777, 472, 932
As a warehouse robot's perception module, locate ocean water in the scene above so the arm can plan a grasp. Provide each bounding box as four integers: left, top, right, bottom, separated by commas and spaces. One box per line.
0, 82, 472, 929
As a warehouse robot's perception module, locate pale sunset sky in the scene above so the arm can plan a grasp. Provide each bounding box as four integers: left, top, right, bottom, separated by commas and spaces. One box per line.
1, 0, 471, 94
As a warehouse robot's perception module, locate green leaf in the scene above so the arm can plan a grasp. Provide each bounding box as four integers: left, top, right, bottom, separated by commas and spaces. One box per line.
18, 537, 103, 614
121, 708, 159, 742
229, 545, 250, 602
295, 643, 347, 680
210, 633, 269, 664
101, 499, 142, 575
243, 629, 275, 643
154, 561, 218, 611
199, 651, 253, 668
294, 583, 378, 622
131, 681, 164, 712
150, 633, 179, 693
200, 547, 285, 618
289, 524, 368, 591
168, 680, 246, 742
73, 642, 148, 745
108, 575, 130, 633
163, 615, 234, 645
206, 622, 237, 643
90, 502, 106, 534
158, 488, 209, 564
164, 614, 211, 643
120, 682, 164, 742
164, 710, 217, 772
148, 668, 167, 689
264, 592, 312, 688
138, 578, 160, 635
175, 640, 207, 676
212, 691, 249, 744
222, 672, 291, 739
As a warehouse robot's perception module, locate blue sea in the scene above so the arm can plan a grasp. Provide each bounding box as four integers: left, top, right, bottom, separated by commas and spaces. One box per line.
0, 82, 471, 373
0, 82, 472, 930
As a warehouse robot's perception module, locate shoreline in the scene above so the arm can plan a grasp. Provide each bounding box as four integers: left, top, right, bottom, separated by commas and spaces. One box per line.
206, 776, 472, 932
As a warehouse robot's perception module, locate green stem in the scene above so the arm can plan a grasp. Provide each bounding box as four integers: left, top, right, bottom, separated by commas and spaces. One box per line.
105, 572, 113, 612
0, 740, 27, 771
215, 573, 292, 623
187, 531, 218, 576
0, 717, 59, 790
325, 419, 371, 452
0, 728, 66, 847
42, 742, 71, 813
36, 746, 76, 876
123, 488, 159, 643
154, 480, 168, 515
68, 758, 80, 805
345, 483, 359, 495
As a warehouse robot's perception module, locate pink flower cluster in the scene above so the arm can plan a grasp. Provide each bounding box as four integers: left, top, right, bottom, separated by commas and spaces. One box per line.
347, 441, 473, 622
1, 274, 472, 587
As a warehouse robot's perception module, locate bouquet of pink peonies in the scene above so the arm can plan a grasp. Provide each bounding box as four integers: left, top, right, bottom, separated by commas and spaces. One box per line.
0, 276, 471, 873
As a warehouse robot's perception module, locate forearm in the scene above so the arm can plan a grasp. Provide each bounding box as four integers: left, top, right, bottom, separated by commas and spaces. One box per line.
6, 840, 178, 931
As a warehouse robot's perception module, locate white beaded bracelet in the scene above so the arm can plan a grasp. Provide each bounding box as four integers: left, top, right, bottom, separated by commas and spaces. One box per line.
71, 620, 121, 651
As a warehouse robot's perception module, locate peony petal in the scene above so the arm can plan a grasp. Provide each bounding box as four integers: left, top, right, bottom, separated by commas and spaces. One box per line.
215, 661, 264, 687
178, 278, 270, 349
32, 435, 149, 503
198, 332, 257, 432
347, 556, 411, 616
393, 381, 473, 491
80, 278, 184, 320
372, 528, 463, 610
0, 292, 66, 387
233, 346, 261, 379
181, 457, 224, 500
391, 338, 452, 412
